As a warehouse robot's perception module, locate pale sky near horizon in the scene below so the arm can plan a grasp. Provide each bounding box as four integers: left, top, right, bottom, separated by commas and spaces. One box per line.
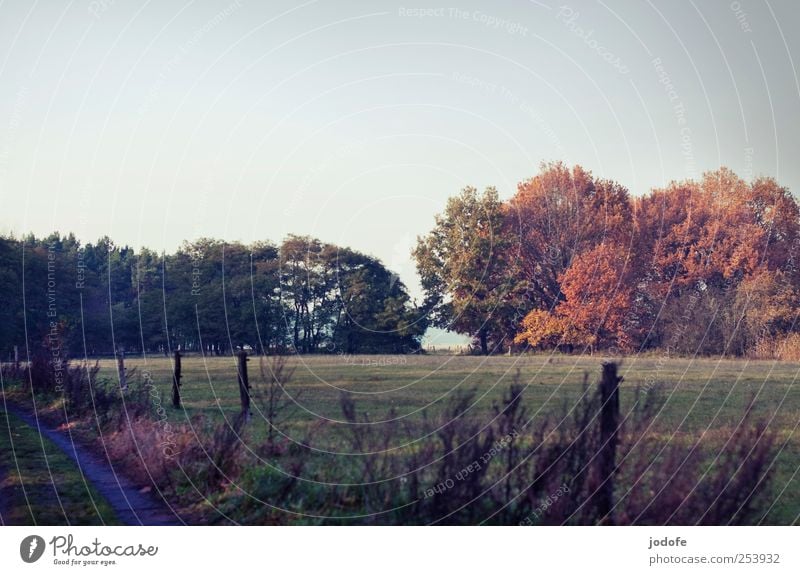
1, 1, 799, 343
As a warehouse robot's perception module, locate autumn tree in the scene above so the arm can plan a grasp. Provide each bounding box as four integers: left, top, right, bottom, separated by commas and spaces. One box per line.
723, 269, 800, 355
635, 168, 800, 355
515, 242, 635, 353
507, 162, 633, 310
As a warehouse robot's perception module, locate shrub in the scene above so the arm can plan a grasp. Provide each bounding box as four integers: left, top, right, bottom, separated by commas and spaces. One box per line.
752, 332, 800, 361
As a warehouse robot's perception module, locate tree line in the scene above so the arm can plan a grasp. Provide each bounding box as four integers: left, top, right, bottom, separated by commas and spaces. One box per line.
0, 234, 427, 359
414, 163, 800, 357
4, 162, 797, 360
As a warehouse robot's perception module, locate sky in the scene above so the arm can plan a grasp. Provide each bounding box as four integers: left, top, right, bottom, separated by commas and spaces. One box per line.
1, 0, 799, 344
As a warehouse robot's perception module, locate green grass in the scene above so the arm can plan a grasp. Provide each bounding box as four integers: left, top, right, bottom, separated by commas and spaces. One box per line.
90, 353, 800, 523
106, 353, 800, 433
8, 353, 800, 523
0, 410, 119, 525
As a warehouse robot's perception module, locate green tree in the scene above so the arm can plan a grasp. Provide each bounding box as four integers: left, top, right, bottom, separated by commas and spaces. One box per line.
414, 186, 517, 354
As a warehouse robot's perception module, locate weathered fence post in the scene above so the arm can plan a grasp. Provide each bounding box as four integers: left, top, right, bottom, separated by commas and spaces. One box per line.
597, 361, 622, 524
172, 350, 182, 408
237, 350, 250, 420
118, 350, 127, 391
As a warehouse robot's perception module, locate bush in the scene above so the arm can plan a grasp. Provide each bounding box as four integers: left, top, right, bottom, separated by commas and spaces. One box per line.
752, 333, 800, 361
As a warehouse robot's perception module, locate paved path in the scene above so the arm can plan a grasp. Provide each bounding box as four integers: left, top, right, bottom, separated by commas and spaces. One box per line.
4, 404, 184, 526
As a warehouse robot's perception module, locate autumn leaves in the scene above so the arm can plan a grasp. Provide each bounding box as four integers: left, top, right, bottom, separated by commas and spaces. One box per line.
415, 162, 800, 356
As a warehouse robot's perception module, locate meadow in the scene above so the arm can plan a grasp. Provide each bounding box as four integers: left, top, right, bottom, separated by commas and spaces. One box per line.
82, 352, 800, 524
0, 411, 118, 525
103, 352, 800, 432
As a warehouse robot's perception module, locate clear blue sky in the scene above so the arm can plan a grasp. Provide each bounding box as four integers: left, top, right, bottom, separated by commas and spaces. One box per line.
1, 0, 798, 343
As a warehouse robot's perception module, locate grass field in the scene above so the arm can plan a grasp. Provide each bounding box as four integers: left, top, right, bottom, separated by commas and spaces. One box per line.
82, 353, 800, 521
101, 353, 800, 433
6, 353, 800, 524
0, 410, 118, 525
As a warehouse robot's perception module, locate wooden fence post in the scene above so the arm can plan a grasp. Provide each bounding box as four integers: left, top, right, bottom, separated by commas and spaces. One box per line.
237, 350, 250, 420
172, 350, 182, 408
597, 361, 622, 524
118, 350, 127, 391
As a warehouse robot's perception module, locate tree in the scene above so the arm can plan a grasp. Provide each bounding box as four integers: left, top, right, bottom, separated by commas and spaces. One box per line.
0, 233, 422, 358
2, 167, 798, 360
634, 168, 800, 354
515, 242, 635, 353
414, 186, 518, 354
724, 268, 800, 356
334, 250, 426, 353
507, 162, 633, 310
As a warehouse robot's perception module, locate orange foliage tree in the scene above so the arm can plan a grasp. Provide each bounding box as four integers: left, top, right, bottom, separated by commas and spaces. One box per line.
515, 242, 635, 352
419, 164, 800, 356
506, 162, 633, 310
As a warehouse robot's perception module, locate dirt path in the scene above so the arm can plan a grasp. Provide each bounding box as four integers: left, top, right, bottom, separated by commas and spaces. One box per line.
4, 405, 184, 526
